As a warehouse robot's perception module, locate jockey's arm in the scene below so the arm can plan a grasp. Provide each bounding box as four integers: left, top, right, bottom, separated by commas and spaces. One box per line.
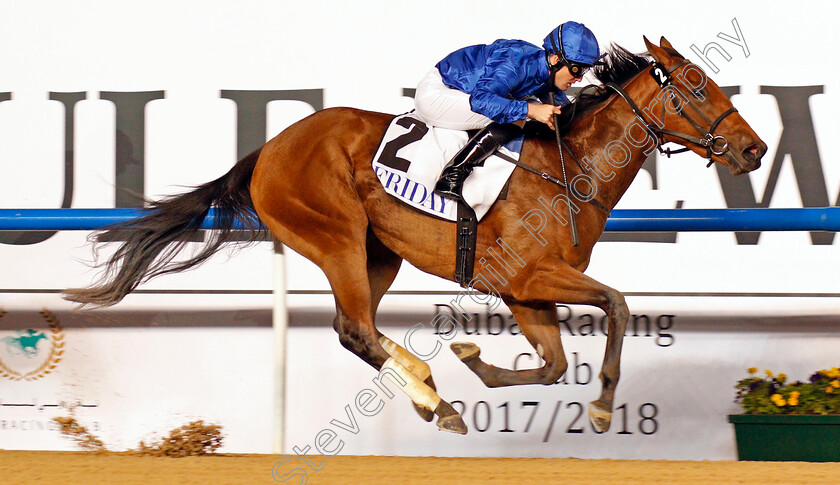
470, 82, 528, 124
471, 59, 567, 129
469, 54, 532, 124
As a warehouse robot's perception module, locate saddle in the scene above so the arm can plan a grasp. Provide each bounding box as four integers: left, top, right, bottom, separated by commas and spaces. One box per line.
371, 112, 523, 285
371, 112, 522, 222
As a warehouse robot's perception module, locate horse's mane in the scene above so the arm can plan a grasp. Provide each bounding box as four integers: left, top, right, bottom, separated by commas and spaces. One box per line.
524, 44, 652, 140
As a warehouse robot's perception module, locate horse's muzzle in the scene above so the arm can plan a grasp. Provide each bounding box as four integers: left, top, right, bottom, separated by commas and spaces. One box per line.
732, 142, 766, 174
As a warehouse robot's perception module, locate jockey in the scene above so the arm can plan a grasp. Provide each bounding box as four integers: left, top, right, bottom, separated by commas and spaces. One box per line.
414, 21, 600, 201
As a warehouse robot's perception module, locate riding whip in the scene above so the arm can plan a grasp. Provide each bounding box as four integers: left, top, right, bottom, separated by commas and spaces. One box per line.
549, 92, 579, 247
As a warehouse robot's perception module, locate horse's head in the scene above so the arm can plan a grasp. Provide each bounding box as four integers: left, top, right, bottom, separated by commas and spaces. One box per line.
643, 37, 766, 175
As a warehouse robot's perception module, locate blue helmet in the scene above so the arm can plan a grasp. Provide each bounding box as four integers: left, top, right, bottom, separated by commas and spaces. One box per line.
543, 21, 600, 66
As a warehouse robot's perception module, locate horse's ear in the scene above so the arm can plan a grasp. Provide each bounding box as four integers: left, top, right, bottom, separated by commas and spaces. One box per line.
644, 36, 671, 63
659, 37, 675, 50
659, 37, 685, 59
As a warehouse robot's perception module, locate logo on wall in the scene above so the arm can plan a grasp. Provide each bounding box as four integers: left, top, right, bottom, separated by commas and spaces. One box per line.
0, 309, 65, 381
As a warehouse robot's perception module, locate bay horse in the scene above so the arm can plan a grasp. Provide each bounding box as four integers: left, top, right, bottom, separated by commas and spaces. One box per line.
65, 38, 766, 434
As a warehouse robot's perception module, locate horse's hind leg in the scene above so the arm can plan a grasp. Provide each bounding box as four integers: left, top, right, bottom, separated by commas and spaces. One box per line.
365, 230, 437, 423
251, 118, 462, 433
259, 210, 462, 432
330, 278, 464, 433
451, 300, 568, 387
323, 237, 465, 434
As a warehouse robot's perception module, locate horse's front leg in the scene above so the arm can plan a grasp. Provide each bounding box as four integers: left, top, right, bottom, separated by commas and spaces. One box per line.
451, 300, 569, 387
509, 258, 629, 432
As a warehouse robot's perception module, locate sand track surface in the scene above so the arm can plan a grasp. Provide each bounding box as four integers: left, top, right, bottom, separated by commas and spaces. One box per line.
1, 451, 839, 484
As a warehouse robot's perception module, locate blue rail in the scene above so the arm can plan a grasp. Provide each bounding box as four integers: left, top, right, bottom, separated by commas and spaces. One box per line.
0, 207, 839, 232
603, 208, 840, 232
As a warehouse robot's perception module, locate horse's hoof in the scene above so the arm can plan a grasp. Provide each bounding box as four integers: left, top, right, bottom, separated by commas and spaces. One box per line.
434, 400, 468, 435
437, 414, 468, 435
450, 342, 480, 362
588, 401, 612, 432
413, 403, 434, 422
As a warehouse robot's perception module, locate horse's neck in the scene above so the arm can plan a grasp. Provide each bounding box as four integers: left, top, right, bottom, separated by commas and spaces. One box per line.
567, 79, 659, 211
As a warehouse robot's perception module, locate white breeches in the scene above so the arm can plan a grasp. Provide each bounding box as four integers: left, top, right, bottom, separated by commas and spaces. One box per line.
413, 68, 493, 131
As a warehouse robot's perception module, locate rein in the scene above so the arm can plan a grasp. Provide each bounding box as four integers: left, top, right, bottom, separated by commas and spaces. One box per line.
603, 58, 739, 166
494, 149, 609, 216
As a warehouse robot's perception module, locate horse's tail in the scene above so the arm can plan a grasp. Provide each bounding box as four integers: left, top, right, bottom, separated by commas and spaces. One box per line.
63, 148, 265, 307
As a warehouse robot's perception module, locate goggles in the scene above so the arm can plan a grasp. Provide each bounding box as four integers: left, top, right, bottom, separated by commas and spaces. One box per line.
563, 60, 591, 78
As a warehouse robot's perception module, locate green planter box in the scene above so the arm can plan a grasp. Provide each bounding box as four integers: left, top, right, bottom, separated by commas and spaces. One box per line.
729, 414, 840, 462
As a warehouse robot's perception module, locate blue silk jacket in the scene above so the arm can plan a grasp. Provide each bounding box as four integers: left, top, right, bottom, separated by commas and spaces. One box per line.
435, 39, 569, 124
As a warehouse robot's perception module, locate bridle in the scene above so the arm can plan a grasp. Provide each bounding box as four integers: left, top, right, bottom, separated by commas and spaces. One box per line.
500, 56, 740, 246
603, 57, 739, 166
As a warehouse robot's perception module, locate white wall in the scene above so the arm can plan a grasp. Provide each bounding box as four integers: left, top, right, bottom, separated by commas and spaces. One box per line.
0, 0, 838, 459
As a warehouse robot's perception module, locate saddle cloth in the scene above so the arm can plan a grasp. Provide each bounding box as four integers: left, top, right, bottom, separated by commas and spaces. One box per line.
371, 112, 522, 222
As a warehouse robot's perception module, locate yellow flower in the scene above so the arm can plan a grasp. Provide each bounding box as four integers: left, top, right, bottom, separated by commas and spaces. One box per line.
777, 373, 787, 383
748, 367, 758, 374
765, 369, 773, 377
831, 380, 840, 389
827, 387, 835, 394
787, 397, 799, 406
771, 393, 786, 406
790, 391, 801, 398
825, 368, 840, 379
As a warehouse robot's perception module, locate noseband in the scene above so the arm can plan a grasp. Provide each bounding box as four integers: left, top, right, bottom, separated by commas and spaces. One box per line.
603, 58, 739, 166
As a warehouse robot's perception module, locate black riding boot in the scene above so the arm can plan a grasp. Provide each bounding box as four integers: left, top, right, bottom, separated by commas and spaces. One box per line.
434, 123, 521, 201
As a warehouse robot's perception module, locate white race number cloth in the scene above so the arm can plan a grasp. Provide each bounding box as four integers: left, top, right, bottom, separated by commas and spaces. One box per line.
371, 112, 520, 222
